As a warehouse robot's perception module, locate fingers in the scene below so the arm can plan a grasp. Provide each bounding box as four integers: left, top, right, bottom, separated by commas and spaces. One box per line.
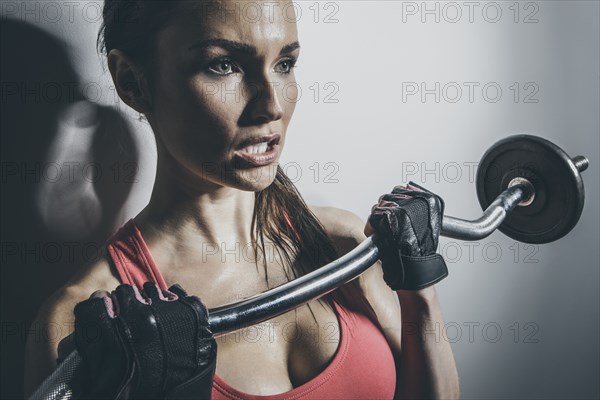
76, 292, 111, 316
379, 194, 413, 207
167, 283, 210, 321
379, 192, 412, 202
387, 183, 445, 215
112, 284, 150, 323
143, 281, 162, 300
391, 187, 421, 196
144, 281, 178, 302
401, 181, 424, 192
84, 290, 118, 317
167, 283, 189, 298
81, 285, 162, 323
89, 290, 110, 299
84, 283, 207, 321
87, 283, 187, 320
406, 181, 432, 193
364, 220, 374, 236
74, 295, 115, 340
394, 181, 432, 193
392, 181, 437, 197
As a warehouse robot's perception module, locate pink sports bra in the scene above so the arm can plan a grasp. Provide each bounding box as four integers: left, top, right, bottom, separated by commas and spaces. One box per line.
105, 219, 397, 399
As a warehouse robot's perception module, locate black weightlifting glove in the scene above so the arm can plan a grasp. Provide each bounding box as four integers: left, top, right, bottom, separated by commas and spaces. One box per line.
368, 181, 448, 291
74, 282, 217, 400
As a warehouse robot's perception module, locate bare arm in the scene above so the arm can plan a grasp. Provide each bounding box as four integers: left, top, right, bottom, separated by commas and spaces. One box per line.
394, 286, 460, 399
23, 257, 121, 397
311, 206, 460, 399
349, 249, 460, 399
23, 287, 80, 397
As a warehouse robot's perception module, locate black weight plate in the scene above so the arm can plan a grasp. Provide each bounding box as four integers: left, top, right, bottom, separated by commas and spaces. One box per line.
476, 134, 585, 244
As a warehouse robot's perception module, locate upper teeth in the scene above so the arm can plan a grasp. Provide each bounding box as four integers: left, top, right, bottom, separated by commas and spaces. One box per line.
243, 142, 269, 154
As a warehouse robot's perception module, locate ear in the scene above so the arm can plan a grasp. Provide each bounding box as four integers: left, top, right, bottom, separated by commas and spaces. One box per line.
107, 49, 153, 114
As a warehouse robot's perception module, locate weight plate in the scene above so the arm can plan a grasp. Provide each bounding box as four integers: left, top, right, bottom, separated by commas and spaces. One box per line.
476, 134, 585, 244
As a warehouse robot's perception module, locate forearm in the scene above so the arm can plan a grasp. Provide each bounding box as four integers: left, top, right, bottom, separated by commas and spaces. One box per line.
394, 286, 460, 400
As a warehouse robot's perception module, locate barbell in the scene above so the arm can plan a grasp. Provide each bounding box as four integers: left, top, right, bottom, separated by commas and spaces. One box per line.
31, 134, 589, 400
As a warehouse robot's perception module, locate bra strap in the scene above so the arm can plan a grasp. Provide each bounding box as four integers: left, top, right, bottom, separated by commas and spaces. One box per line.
105, 219, 169, 291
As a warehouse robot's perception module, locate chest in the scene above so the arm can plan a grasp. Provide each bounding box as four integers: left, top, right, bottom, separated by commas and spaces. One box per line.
214, 300, 341, 395
161, 257, 343, 395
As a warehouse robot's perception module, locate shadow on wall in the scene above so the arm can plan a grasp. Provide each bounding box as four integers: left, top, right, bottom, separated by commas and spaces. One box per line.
1, 19, 139, 398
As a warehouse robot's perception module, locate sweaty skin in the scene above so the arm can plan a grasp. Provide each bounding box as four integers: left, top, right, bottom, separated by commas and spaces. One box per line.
24, 1, 459, 398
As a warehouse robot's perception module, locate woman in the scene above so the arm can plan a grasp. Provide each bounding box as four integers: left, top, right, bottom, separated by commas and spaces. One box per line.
24, 1, 460, 398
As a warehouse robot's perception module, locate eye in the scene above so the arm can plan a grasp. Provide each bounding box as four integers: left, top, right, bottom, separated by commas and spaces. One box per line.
207, 58, 240, 75
275, 58, 297, 74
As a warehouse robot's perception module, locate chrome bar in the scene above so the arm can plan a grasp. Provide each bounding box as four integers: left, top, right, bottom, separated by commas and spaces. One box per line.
209, 233, 382, 333
31, 185, 528, 400
441, 184, 527, 241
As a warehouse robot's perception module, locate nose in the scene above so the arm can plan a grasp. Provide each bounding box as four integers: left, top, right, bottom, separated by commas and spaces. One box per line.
246, 78, 284, 123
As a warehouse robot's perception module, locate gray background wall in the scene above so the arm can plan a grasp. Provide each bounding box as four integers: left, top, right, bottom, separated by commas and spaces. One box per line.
1, 1, 598, 399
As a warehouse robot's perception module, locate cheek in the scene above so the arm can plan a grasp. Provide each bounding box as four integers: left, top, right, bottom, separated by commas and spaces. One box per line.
152, 74, 243, 161
281, 82, 300, 106
280, 80, 298, 123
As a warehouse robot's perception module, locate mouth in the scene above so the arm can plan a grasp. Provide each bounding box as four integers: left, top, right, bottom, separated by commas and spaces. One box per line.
234, 133, 281, 167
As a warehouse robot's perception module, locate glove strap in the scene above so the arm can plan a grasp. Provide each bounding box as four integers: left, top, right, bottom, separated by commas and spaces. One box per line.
164, 358, 216, 400
393, 253, 449, 291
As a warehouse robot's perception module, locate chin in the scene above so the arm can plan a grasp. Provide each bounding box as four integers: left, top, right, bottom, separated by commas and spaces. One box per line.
225, 164, 279, 192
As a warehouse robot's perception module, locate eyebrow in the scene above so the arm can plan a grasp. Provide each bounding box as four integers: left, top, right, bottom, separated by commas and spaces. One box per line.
188, 38, 300, 56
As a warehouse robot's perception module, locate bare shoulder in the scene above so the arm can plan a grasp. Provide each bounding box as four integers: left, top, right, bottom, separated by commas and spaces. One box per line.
40, 251, 121, 325
308, 205, 367, 254
38, 253, 120, 325
309, 205, 402, 353
24, 251, 120, 396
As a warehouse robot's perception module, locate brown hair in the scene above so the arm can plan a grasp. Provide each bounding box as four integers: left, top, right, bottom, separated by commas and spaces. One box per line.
98, 0, 377, 323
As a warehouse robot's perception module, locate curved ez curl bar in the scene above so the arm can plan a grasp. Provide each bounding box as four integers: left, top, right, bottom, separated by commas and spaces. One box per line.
31, 134, 589, 400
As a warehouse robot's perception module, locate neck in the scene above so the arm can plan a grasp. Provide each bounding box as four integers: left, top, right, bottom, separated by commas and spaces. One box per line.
135, 149, 256, 248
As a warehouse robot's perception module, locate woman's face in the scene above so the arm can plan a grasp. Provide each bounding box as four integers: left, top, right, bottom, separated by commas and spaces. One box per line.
147, 0, 300, 192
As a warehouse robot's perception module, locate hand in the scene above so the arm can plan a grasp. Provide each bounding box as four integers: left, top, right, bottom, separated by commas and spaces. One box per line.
366, 181, 448, 291
73, 282, 217, 400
